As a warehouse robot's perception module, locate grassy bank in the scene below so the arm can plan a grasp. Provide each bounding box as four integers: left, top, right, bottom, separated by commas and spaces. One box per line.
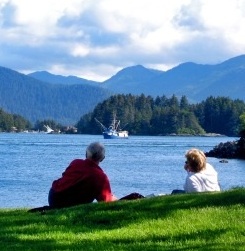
0, 188, 244, 251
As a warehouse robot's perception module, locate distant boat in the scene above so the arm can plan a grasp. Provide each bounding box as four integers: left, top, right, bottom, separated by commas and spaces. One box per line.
43, 125, 54, 134
95, 114, 128, 139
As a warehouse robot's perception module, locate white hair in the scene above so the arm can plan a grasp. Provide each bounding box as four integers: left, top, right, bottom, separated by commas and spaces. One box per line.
86, 142, 105, 162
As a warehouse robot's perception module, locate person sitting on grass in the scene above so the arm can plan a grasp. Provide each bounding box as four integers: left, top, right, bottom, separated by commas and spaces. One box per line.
172, 148, 221, 194
48, 142, 117, 208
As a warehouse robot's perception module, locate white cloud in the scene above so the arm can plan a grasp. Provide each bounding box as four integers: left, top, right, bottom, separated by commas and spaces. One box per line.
71, 44, 90, 57
199, 0, 245, 53
0, 0, 245, 81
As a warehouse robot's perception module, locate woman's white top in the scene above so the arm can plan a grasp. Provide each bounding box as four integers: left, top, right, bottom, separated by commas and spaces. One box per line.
184, 163, 221, 193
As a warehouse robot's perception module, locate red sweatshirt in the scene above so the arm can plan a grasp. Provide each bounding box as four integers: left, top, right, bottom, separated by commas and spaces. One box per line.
51, 158, 113, 202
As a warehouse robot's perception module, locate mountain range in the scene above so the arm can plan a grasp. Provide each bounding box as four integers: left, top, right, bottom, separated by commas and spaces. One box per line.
30, 55, 245, 103
0, 55, 245, 125
102, 55, 245, 102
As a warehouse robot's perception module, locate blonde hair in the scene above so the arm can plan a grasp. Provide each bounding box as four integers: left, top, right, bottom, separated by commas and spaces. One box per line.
185, 148, 206, 172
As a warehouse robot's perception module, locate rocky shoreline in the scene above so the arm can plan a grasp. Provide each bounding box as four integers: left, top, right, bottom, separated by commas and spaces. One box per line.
205, 135, 245, 159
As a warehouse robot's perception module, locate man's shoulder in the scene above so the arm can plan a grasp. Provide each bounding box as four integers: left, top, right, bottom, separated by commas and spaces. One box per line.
68, 159, 84, 166
70, 159, 84, 163
71, 159, 102, 171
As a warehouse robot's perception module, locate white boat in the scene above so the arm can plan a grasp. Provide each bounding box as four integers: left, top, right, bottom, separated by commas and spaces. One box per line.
43, 125, 54, 134
95, 114, 128, 139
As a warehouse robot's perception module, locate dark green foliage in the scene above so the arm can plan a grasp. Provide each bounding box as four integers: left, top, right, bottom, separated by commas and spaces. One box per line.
76, 94, 245, 136
0, 108, 31, 132
195, 96, 245, 136
239, 113, 245, 133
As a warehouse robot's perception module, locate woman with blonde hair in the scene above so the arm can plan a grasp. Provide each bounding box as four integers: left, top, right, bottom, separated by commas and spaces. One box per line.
183, 148, 221, 193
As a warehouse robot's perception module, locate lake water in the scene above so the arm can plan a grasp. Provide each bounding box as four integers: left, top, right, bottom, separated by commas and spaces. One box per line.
0, 133, 244, 208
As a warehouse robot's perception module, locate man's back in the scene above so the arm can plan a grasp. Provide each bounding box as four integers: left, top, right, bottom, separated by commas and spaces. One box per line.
49, 158, 113, 208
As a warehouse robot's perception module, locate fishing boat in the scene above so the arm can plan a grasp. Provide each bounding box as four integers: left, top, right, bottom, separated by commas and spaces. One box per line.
95, 114, 128, 139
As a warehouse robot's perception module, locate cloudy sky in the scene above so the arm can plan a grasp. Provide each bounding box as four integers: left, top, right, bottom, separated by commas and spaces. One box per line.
1, 0, 245, 81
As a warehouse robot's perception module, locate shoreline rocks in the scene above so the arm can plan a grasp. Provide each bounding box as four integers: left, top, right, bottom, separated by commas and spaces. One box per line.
205, 136, 245, 159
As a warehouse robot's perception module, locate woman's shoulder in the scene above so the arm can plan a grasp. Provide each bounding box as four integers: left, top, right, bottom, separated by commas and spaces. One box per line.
205, 162, 216, 171
200, 162, 218, 175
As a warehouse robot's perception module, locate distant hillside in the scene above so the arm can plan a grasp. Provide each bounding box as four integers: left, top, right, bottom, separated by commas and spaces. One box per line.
0, 67, 111, 125
102, 55, 245, 102
102, 65, 162, 94
28, 71, 100, 86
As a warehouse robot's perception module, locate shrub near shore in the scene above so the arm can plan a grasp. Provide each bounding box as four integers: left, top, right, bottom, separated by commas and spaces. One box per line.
0, 188, 244, 251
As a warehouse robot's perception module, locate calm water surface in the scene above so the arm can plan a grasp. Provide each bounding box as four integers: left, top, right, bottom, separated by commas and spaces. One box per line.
0, 133, 244, 208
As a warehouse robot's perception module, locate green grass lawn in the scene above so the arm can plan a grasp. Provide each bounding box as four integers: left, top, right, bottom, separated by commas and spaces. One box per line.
0, 188, 245, 251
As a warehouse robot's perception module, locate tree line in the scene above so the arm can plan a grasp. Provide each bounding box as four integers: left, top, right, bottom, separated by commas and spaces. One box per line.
0, 110, 74, 133
0, 108, 32, 132
76, 94, 245, 136
1, 94, 245, 136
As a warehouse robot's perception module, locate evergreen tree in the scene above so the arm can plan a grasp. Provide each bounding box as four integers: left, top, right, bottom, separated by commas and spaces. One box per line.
75, 94, 245, 136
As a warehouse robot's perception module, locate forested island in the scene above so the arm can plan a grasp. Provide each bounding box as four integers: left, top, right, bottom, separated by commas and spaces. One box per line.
76, 94, 245, 137
1, 94, 245, 137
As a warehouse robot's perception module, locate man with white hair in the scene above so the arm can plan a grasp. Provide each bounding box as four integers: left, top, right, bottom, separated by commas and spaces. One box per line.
48, 142, 117, 208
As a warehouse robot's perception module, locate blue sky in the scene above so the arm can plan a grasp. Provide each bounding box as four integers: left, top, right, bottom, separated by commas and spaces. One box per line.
1, 0, 245, 81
